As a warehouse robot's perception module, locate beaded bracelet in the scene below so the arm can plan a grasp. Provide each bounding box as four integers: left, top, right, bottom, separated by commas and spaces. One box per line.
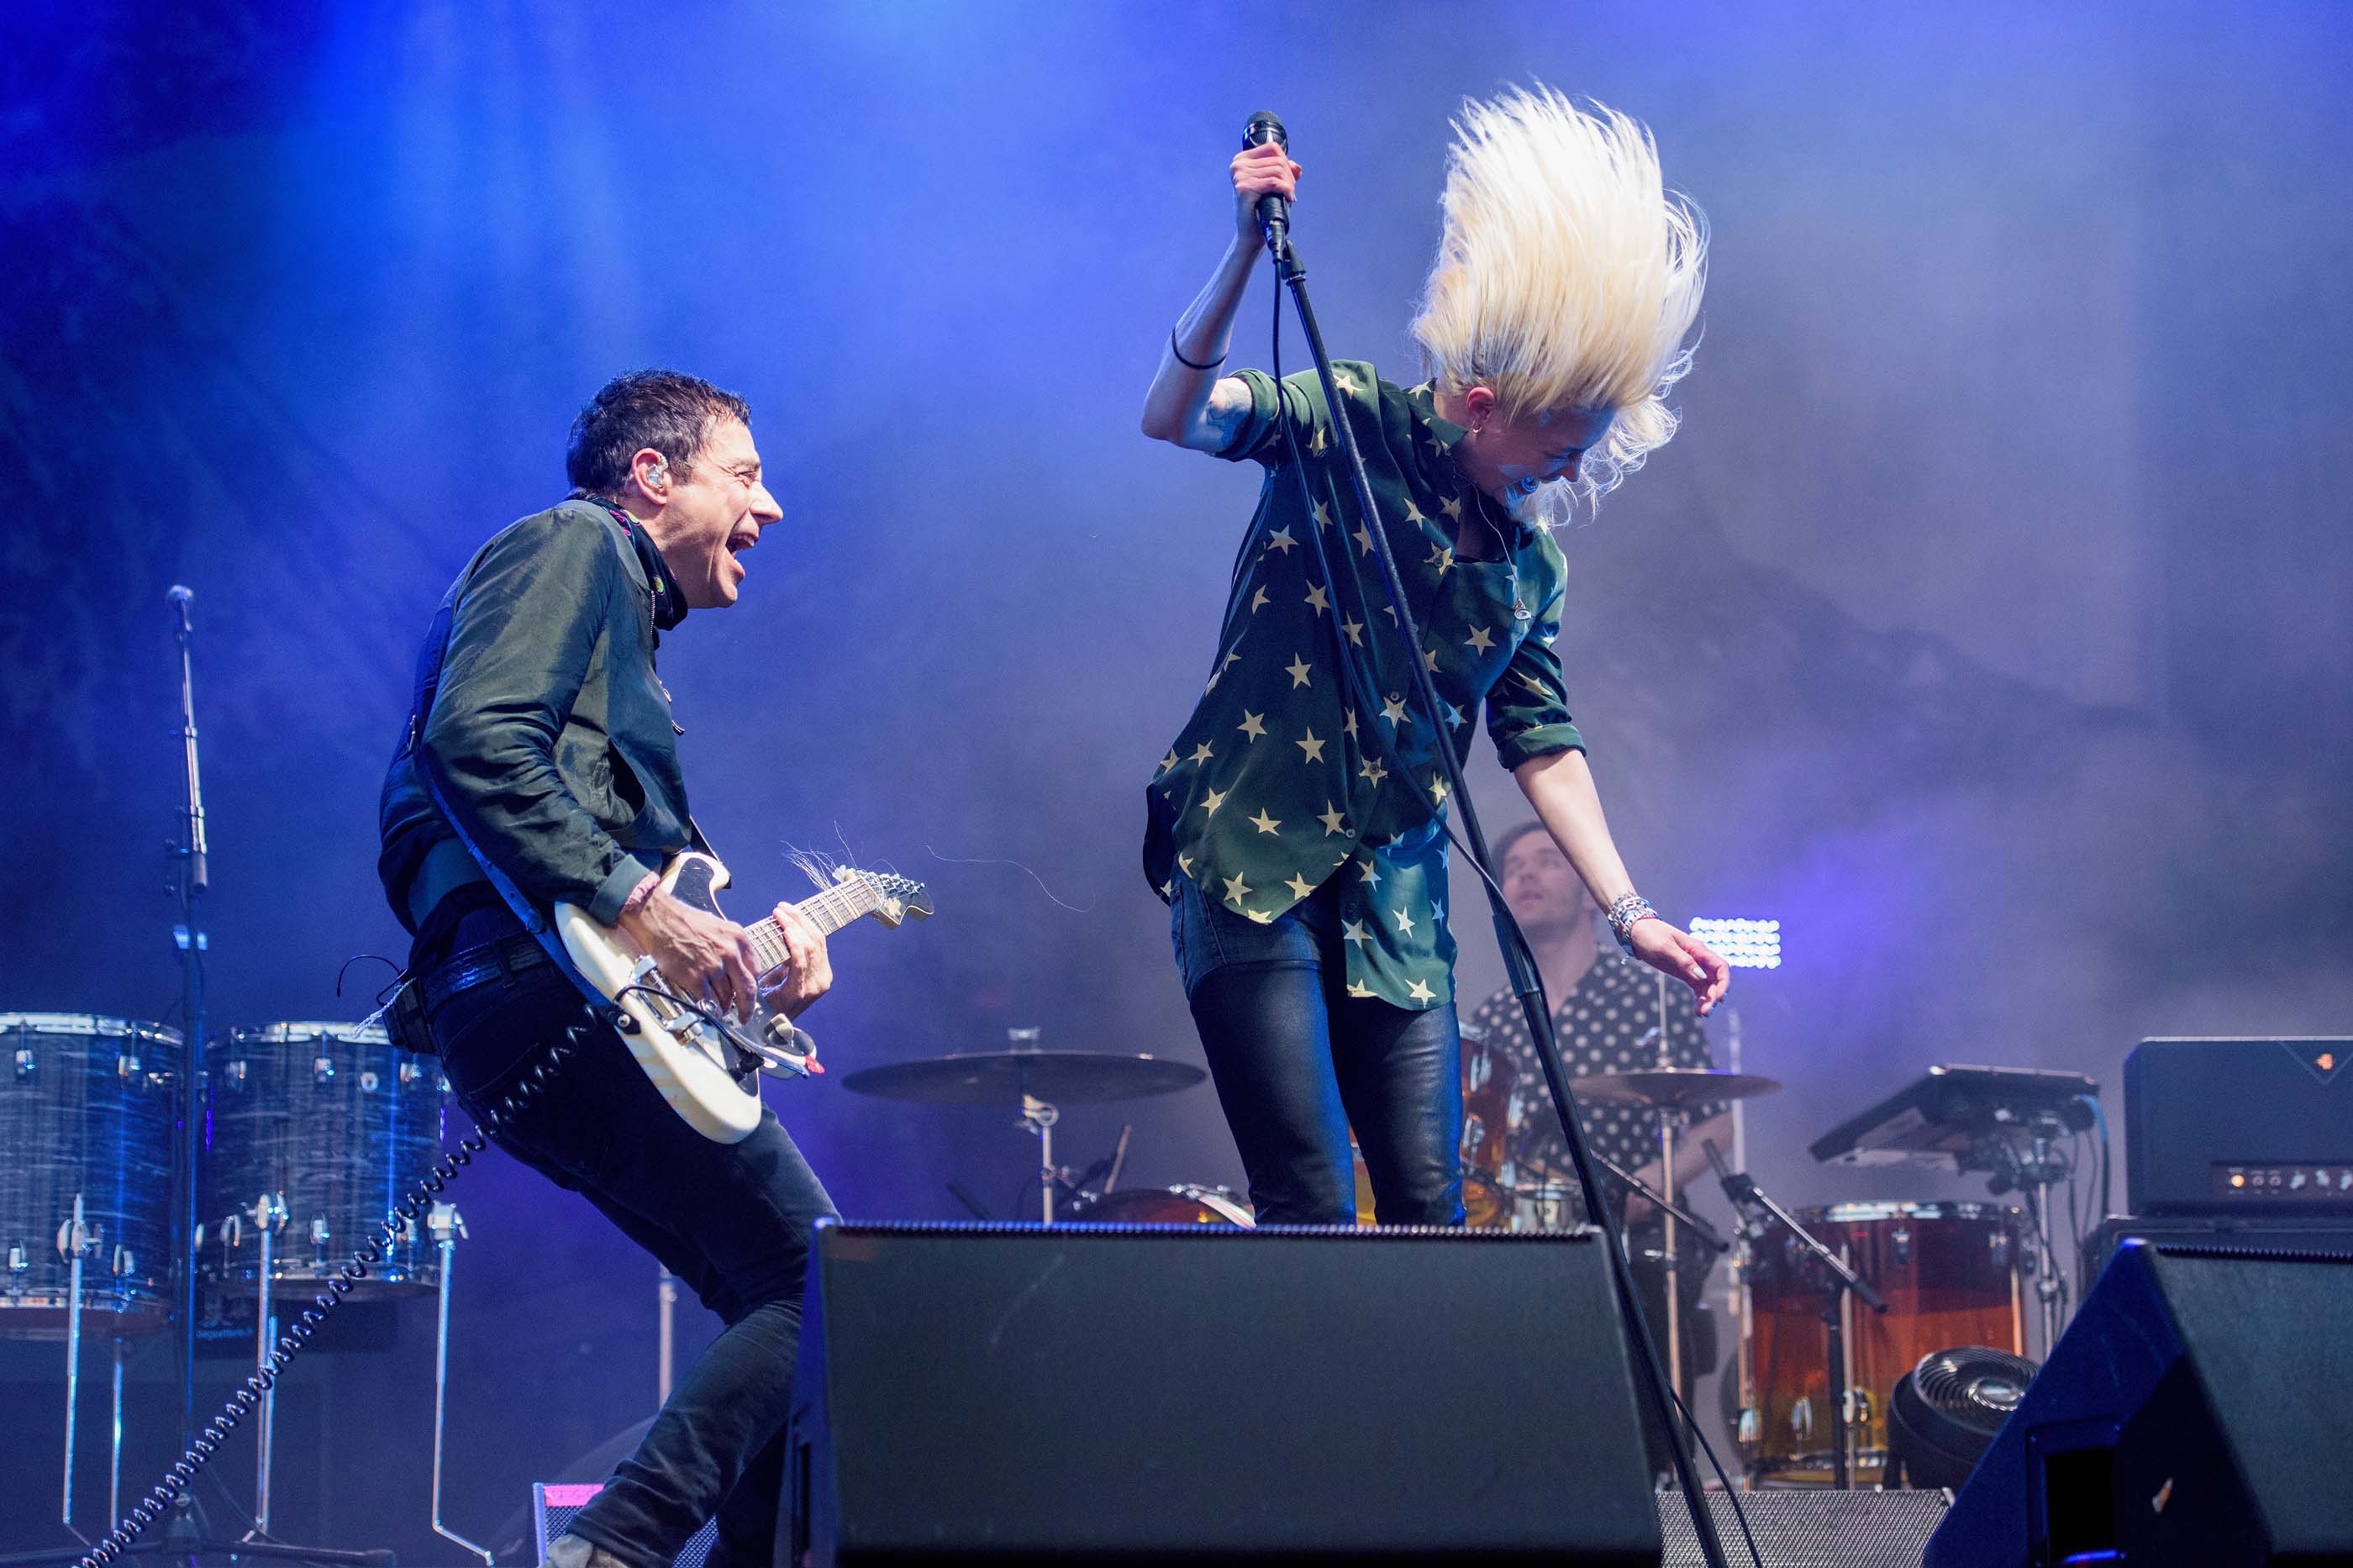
1169, 329, 1225, 371
1604, 892, 1661, 953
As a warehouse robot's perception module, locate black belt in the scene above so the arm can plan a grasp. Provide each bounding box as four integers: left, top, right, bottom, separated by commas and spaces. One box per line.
418, 930, 557, 1016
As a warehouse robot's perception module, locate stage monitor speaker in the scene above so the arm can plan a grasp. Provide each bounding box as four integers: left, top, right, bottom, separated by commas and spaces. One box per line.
783, 1220, 1660, 1565
1924, 1241, 2353, 1568
2125, 1037, 2351, 1215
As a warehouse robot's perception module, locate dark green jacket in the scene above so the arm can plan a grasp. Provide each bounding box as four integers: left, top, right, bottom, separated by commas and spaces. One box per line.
378, 499, 692, 935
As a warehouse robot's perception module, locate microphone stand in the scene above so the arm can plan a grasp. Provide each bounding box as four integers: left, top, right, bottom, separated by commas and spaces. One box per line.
1591, 1152, 1729, 1255
2, 592, 390, 1568
1258, 220, 1734, 1567
168, 582, 209, 1520
1707, 1144, 1887, 1490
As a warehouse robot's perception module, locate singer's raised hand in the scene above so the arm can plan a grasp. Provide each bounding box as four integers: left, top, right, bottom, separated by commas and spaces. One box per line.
1230, 142, 1300, 239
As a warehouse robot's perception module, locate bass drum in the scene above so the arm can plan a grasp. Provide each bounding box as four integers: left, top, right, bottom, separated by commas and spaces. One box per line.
1745, 1199, 2024, 1483
0, 1014, 182, 1338
197, 1021, 450, 1298
1072, 1186, 1253, 1226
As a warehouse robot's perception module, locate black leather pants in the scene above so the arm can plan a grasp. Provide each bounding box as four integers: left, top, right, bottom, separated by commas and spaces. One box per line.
1172, 874, 1465, 1226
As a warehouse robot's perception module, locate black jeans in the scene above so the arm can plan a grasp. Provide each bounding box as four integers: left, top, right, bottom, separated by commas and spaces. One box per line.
1171, 873, 1465, 1226
419, 897, 837, 1568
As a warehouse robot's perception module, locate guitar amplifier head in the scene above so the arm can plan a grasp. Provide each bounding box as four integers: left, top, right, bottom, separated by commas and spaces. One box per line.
2125, 1038, 2353, 1215
531, 1483, 716, 1568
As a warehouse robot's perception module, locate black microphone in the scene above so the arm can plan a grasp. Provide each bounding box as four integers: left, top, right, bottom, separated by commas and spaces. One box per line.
1242, 110, 1290, 248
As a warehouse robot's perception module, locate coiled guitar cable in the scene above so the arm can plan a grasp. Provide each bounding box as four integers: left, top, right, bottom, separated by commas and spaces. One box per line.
76, 1020, 592, 1568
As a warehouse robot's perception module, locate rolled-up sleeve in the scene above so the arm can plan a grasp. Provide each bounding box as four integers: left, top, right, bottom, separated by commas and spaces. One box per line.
1486, 584, 1586, 771
1214, 367, 1330, 468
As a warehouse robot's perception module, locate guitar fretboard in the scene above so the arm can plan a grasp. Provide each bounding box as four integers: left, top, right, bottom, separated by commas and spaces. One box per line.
745, 878, 881, 975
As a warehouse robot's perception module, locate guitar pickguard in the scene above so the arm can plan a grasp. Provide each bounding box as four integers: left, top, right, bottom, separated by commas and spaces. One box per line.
662, 851, 730, 918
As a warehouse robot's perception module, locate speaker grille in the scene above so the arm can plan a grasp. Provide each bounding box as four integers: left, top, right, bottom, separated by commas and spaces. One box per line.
1659, 1490, 1952, 1568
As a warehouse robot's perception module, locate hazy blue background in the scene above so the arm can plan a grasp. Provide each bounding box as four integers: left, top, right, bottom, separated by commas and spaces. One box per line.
3, 0, 2348, 1554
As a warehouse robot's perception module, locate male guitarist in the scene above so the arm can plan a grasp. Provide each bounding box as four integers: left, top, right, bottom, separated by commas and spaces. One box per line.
379, 369, 834, 1568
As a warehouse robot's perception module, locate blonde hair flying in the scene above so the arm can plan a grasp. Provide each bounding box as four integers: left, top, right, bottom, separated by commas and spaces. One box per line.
1410, 87, 1708, 514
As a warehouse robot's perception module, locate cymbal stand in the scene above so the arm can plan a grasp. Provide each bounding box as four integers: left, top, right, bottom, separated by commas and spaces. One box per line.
1724, 1013, 1759, 1460
428, 1203, 492, 1567
1708, 1153, 1887, 1490
1022, 1095, 1060, 1225
1647, 978, 1685, 1402
1003, 1029, 1061, 1225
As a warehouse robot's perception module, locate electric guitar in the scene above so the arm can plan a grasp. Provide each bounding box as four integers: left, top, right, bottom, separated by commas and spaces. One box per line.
553, 851, 931, 1143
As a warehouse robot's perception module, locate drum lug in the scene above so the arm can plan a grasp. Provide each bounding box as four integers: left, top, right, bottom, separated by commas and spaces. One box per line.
313, 1055, 335, 1085
224, 1059, 248, 1088
399, 1060, 424, 1087
1891, 1226, 1911, 1268
13, 1047, 33, 1078
7, 1244, 27, 1280
116, 1053, 141, 1081
112, 1244, 134, 1277
1991, 1229, 2012, 1268
1737, 1406, 1759, 1448
1790, 1396, 1813, 1442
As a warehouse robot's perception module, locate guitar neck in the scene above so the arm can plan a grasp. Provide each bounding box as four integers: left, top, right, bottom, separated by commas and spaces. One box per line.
745, 879, 877, 973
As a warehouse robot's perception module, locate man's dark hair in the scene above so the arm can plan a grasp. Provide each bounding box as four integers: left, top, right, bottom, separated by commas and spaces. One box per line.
565, 369, 751, 501
1493, 818, 1552, 866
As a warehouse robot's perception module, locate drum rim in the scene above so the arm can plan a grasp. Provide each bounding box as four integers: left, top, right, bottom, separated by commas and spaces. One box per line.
228, 1020, 393, 1045
0, 1013, 184, 1045
1796, 1199, 2020, 1224
1083, 1184, 1253, 1225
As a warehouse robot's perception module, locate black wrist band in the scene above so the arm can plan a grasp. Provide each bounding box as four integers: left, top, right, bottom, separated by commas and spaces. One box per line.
1169, 329, 1225, 371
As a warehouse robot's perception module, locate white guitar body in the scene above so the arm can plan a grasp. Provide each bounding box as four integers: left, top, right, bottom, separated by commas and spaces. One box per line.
553, 850, 930, 1144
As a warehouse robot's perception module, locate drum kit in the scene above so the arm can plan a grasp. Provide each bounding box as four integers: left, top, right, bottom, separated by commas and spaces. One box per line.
845, 1030, 2103, 1494
3, 1010, 457, 1543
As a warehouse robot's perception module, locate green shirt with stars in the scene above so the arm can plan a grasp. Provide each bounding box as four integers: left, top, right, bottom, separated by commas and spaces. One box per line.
1144, 360, 1586, 1011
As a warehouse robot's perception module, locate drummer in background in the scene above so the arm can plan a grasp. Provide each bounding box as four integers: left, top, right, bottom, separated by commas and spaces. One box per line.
1463, 818, 1729, 1205
1464, 818, 1731, 1474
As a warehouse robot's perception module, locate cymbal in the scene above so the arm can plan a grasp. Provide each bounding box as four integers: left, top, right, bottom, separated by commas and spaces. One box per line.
840, 1050, 1208, 1106
1572, 1067, 1782, 1112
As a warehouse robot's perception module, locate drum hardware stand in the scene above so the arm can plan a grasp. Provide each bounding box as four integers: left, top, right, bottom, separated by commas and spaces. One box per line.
53, 1200, 138, 1550
1980, 1116, 2072, 1356
241, 1192, 289, 1539
428, 1203, 494, 1567
1249, 147, 1734, 1568
1704, 1148, 1887, 1489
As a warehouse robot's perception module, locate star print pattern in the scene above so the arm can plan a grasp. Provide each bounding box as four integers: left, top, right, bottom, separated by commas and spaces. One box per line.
1464, 953, 1725, 1194
1142, 360, 1586, 1010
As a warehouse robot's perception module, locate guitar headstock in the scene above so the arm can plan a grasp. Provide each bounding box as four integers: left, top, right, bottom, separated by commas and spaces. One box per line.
831, 866, 935, 929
